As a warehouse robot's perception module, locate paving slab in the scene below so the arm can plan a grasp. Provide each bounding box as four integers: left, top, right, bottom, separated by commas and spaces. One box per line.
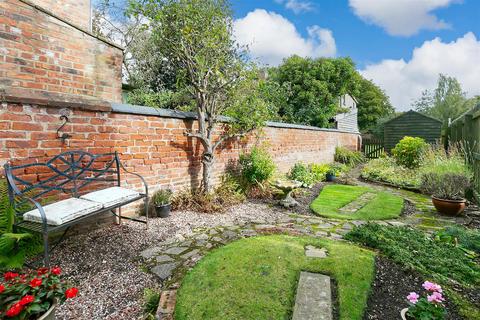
292, 272, 332, 320
152, 262, 179, 281
305, 246, 328, 258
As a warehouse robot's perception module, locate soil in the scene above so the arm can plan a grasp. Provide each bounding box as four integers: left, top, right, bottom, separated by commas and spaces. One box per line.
364, 257, 463, 320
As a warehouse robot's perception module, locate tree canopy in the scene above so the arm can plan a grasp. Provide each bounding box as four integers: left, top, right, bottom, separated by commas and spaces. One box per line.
356, 77, 394, 131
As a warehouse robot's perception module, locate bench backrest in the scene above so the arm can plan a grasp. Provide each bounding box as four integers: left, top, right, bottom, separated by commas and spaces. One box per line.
4, 151, 122, 212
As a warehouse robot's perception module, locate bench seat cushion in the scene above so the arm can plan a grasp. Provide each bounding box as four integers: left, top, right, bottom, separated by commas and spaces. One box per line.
23, 198, 104, 226
80, 187, 141, 208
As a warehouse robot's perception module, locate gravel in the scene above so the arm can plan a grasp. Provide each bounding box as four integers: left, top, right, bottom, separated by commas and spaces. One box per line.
51, 202, 286, 320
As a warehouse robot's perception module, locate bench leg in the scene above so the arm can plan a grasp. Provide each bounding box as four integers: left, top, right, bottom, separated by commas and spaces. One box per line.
145, 196, 149, 229
115, 208, 122, 225
43, 233, 50, 267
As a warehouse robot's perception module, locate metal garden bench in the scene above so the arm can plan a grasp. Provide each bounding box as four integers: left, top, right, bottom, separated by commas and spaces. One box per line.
4, 150, 149, 266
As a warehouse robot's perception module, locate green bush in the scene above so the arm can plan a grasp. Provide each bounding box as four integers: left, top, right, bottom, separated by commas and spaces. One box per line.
334, 147, 364, 166
361, 144, 471, 190
288, 163, 317, 187
127, 88, 194, 111
239, 147, 275, 186
434, 225, 480, 255
345, 224, 480, 286
392, 136, 428, 168
310, 163, 330, 181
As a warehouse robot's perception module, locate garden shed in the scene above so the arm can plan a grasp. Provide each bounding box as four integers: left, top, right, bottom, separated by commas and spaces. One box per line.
384, 110, 442, 151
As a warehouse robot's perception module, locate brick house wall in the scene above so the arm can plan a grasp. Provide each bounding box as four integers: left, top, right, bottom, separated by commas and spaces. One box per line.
0, 0, 123, 103
0, 101, 359, 215
31, 0, 92, 31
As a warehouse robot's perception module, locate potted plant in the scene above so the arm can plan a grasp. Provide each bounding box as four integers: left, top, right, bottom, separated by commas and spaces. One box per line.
420, 173, 470, 215
152, 189, 172, 218
0, 267, 78, 319
401, 281, 446, 320
325, 163, 342, 182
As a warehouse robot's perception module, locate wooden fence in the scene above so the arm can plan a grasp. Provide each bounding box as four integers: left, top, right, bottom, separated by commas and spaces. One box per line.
449, 104, 480, 202
362, 137, 384, 159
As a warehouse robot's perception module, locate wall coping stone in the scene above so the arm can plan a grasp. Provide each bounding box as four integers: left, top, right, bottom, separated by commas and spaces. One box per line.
1, 94, 111, 112
111, 103, 360, 134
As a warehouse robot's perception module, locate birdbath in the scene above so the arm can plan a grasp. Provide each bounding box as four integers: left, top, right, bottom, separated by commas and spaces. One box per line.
271, 179, 303, 208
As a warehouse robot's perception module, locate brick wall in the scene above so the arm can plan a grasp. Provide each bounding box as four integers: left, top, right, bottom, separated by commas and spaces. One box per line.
0, 0, 123, 103
32, 0, 92, 31
0, 102, 359, 215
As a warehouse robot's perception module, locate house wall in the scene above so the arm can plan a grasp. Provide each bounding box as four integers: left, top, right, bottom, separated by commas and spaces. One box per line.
0, 101, 360, 215
0, 0, 123, 103
384, 111, 442, 151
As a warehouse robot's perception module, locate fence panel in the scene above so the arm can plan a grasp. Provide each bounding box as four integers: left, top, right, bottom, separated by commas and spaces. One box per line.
362, 137, 384, 159
449, 104, 480, 202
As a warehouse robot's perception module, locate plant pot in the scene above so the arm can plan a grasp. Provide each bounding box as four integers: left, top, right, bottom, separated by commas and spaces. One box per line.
400, 308, 409, 320
431, 196, 466, 216
154, 204, 171, 218
326, 173, 336, 182
38, 302, 56, 320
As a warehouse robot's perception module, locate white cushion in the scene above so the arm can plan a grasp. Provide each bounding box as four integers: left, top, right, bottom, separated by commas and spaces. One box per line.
80, 187, 140, 208
23, 198, 103, 226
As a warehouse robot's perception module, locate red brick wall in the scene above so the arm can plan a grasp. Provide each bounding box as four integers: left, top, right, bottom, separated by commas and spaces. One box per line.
0, 102, 359, 214
32, 0, 92, 31
0, 0, 123, 103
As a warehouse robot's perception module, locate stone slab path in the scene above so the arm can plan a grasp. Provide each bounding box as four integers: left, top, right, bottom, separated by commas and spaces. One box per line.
338, 192, 377, 214
292, 272, 332, 320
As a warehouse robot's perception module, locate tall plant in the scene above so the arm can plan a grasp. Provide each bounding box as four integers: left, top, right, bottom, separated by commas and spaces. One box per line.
0, 180, 41, 269
130, 0, 273, 192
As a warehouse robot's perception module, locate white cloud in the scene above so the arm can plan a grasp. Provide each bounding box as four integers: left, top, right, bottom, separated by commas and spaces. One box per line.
275, 0, 314, 14
349, 0, 458, 36
360, 32, 480, 110
233, 9, 336, 66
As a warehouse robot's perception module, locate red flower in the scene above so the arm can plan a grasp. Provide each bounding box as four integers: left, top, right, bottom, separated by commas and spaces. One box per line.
0, 284, 4, 293
65, 287, 78, 299
5, 302, 23, 317
29, 278, 42, 288
19, 295, 34, 306
51, 266, 61, 276
4, 272, 19, 281
37, 267, 49, 276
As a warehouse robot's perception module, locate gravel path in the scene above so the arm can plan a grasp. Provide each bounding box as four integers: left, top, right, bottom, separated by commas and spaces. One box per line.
52, 202, 286, 320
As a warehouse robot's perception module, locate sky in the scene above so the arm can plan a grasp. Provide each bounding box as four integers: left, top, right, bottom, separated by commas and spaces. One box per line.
231, 0, 480, 111
96, 0, 480, 111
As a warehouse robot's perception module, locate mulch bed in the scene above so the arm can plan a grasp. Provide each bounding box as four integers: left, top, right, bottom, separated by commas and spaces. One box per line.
364, 256, 463, 320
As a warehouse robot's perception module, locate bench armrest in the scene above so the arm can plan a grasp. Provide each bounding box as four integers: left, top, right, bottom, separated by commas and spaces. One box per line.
15, 194, 49, 233
118, 161, 149, 198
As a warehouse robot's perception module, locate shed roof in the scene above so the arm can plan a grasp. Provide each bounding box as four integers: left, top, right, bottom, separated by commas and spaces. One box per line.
384, 110, 442, 125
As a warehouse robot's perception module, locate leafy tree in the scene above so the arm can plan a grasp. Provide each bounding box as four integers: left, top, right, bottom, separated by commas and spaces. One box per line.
130, 0, 273, 192
356, 77, 394, 131
270, 55, 360, 127
414, 74, 469, 126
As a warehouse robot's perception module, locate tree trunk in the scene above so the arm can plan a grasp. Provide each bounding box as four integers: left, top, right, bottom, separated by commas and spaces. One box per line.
202, 148, 214, 193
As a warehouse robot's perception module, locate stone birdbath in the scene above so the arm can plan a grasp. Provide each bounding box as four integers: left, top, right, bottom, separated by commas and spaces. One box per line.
271, 179, 303, 208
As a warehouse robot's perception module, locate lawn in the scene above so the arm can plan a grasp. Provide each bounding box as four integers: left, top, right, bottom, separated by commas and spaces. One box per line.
310, 184, 404, 220
175, 235, 375, 320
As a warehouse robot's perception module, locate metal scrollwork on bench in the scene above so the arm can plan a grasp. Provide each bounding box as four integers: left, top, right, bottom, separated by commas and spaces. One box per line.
56, 115, 72, 142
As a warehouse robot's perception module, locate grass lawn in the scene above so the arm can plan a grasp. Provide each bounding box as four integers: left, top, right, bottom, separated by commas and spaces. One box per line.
310, 184, 404, 220
175, 235, 375, 320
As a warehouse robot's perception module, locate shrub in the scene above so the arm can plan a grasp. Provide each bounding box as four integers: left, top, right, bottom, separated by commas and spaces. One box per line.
334, 146, 364, 166
310, 163, 330, 181
345, 224, 480, 286
288, 163, 317, 187
434, 225, 480, 254
152, 189, 172, 206
171, 174, 245, 213
420, 172, 470, 200
392, 136, 428, 168
239, 147, 275, 186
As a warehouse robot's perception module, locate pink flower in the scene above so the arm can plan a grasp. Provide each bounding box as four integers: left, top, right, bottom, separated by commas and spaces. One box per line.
407, 292, 420, 304
422, 281, 442, 293
427, 291, 445, 304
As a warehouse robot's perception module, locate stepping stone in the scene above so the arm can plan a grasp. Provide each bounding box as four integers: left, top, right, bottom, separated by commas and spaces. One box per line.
223, 230, 238, 239
338, 192, 377, 214
140, 246, 163, 259
165, 246, 189, 255
156, 255, 175, 263
292, 272, 332, 320
305, 246, 328, 258
195, 233, 209, 240
152, 262, 179, 281
181, 249, 200, 260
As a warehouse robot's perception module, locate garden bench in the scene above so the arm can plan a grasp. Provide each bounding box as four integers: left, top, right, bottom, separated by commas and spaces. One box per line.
4, 150, 149, 266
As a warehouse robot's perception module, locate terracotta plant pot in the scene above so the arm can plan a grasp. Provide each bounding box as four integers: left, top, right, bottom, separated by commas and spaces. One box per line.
38, 302, 56, 320
431, 196, 466, 216
154, 204, 171, 218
